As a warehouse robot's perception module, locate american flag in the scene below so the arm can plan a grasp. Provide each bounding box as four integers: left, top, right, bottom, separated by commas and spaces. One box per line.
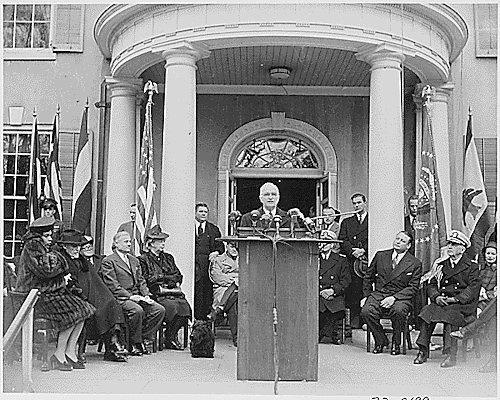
43, 108, 63, 219
27, 111, 42, 224
415, 86, 447, 276
135, 81, 158, 252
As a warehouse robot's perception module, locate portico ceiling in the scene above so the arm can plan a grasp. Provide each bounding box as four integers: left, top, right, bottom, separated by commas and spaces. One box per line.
140, 45, 419, 88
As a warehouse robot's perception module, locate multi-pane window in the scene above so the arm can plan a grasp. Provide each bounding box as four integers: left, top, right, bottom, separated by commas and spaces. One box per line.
474, 4, 498, 57
3, 4, 51, 49
235, 137, 319, 169
3, 128, 50, 258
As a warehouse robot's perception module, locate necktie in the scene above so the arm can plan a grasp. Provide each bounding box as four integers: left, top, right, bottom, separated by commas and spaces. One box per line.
392, 255, 397, 269
358, 214, 362, 224
197, 224, 203, 237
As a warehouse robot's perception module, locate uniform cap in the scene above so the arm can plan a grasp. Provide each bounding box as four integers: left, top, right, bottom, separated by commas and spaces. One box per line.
447, 230, 471, 248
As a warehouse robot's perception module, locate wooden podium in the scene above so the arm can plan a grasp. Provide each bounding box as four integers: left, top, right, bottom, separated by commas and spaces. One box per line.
223, 233, 321, 381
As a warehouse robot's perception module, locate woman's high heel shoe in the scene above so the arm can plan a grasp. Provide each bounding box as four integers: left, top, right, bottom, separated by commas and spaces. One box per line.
50, 354, 72, 371
65, 354, 85, 369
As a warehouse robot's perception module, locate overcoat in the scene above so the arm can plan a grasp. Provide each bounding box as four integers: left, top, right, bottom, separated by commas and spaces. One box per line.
139, 251, 191, 322
478, 261, 497, 311
209, 253, 239, 309
319, 253, 351, 314
60, 250, 125, 337
419, 254, 480, 326
195, 221, 224, 281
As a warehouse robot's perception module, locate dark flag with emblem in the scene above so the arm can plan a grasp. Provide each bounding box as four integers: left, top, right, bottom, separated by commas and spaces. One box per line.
415, 87, 447, 276
135, 81, 158, 253
462, 110, 492, 260
27, 111, 42, 224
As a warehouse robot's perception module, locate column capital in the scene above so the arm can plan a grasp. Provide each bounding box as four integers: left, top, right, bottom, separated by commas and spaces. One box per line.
433, 82, 455, 103
356, 44, 405, 72
105, 76, 143, 99
153, 40, 210, 67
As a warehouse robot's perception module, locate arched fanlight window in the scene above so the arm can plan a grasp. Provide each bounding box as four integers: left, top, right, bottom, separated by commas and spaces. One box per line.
235, 137, 319, 169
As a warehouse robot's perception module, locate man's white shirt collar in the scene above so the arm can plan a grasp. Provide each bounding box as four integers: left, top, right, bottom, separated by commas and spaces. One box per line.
391, 250, 406, 265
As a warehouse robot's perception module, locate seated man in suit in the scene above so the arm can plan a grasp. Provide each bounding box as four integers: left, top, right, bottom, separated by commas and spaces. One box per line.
414, 230, 480, 368
318, 230, 351, 344
208, 240, 239, 346
239, 182, 290, 229
100, 231, 165, 356
361, 231, 422, 355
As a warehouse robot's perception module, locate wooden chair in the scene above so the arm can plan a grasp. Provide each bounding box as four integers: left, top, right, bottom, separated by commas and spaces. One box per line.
9, 290, 55, 372
429, 320, 480, 361
366, 311, 412, 354
157, 319, 189, 350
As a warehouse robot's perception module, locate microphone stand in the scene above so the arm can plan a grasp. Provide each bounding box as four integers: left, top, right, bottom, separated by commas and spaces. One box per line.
271, 214, 283, 394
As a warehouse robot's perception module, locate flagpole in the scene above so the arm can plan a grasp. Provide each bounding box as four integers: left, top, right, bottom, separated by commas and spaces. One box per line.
28, 107, 38, 224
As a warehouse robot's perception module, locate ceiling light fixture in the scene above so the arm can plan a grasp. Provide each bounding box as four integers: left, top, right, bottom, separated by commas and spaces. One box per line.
269, 67, 291, 80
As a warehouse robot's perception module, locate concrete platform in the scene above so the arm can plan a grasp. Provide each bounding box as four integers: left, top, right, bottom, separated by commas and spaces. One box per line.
3, 329, 497, 400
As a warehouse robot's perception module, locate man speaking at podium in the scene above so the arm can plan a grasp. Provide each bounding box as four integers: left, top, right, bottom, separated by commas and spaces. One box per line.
240, 182, 290, 229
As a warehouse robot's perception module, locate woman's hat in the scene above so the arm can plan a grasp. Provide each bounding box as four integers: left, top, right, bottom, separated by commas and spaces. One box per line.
29, 216, 55, 233
482, 241, 497, 254
81, 235, 93, 246
145, 225, 170, 240
58, 229, 84, 245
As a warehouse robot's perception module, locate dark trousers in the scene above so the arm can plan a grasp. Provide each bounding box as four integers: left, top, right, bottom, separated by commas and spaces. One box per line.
463, 297, 497, 337
194, 275, 213, 320
319, 309, 345, 339
164, 315, 188, 342
222, 287, 238, 340
345, 270, 363, 323
416, 320, 457, 358
361, 296, 410, 346
121, 299, 165, 344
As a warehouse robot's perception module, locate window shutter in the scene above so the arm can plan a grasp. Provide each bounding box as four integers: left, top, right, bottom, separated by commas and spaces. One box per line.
474, 4, 498, 57
51, 4, 85, 53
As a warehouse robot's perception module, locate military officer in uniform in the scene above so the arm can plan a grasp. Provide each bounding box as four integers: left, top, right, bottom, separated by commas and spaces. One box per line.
414, 230, 480, 368
318, 230, 351, 344
40, 198, 64, 241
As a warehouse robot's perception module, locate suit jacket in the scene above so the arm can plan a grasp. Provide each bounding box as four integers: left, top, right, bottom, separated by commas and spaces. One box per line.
195, 221, 224, 257
363, 249, 422, 303
404, 216, 416, 255
338, 214, 368, 261
239, 206, 290, 229
319, 253, 351, 314
100, 251, 151, 303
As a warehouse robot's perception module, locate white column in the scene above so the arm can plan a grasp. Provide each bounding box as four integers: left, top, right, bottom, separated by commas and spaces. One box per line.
430, 83, 454, 231
413, 87, 424, 192
357, 46, 405, 258
103, 77, 142, 254
156, 42, 210, 309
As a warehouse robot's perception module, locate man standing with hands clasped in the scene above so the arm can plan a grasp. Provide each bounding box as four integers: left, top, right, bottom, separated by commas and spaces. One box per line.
360, 231, 422, 355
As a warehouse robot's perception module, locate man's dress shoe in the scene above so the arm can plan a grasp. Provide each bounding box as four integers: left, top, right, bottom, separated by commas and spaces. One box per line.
332, 338, 342, 345
110, 342, 129, 356
103, 351, 127, 362
372, 345, 385, 354
413, 350, 428, 364
140, 341, 151, 355
165, 339, 183, 351
440, 355, 456, 368
129, 345, 143, 356
390, 344, 401, 355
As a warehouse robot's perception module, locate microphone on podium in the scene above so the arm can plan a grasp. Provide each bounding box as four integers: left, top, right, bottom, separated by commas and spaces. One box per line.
287, 208, 304, 238
250, 209, 261, 234
272, 214, 283, 236
260, 213, 272, 230
228, 210, 242, 236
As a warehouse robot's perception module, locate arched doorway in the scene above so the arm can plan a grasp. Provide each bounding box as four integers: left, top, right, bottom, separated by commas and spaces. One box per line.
217, 112, 338, 233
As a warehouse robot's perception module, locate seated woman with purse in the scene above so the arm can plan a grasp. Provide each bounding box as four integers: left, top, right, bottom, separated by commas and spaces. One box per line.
138, 225, 192, 350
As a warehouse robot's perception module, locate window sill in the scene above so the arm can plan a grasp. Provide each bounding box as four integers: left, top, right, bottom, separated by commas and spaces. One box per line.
3, 48, 56, 61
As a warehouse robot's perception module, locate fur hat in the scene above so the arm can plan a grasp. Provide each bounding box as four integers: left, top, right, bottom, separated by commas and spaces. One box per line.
29, 216, 55, 234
